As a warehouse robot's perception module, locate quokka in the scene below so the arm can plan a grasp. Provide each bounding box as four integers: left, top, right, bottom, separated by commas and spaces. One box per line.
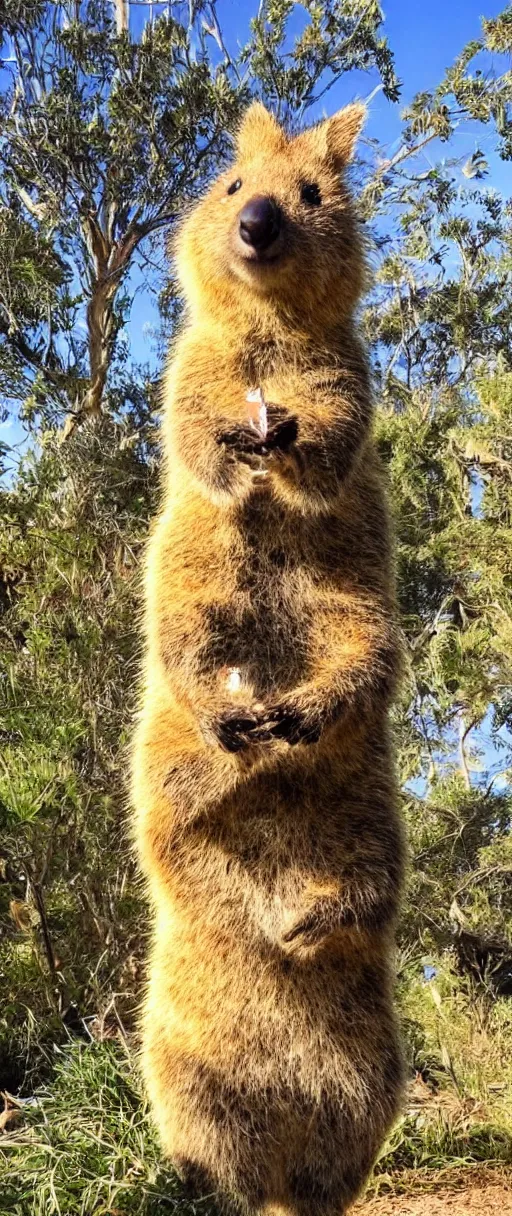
132, 100, 404, 1216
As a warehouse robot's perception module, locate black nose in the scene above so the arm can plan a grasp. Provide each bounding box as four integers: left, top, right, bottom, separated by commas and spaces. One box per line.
239, 196, 281, 251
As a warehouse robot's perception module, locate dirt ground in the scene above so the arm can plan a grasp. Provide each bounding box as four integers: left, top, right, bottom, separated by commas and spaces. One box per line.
357, 1178, 512, 1215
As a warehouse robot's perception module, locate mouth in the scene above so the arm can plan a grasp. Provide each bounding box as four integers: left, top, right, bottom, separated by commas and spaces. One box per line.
232, 240, 287, 275
242, 250, 282, 267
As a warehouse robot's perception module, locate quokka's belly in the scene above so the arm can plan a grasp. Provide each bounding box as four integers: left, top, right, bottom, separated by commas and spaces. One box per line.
155, 734, 399, 958
145, 905, 400, 1100
200, 575, 312, 698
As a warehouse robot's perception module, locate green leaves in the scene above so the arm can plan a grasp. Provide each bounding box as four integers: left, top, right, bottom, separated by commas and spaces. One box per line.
0, 0, 512, 1150
0, 1, 403, 430
245, 0, 399, 116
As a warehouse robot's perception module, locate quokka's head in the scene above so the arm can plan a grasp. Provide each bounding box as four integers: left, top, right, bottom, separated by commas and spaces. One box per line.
176, 102, 367, 322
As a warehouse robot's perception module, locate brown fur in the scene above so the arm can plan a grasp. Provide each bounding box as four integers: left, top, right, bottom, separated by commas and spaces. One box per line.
132, 101, 405, 1216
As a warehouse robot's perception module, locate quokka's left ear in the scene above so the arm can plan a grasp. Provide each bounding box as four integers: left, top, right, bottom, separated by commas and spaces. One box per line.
235, 102, 286, 160
295, 103, 367, 170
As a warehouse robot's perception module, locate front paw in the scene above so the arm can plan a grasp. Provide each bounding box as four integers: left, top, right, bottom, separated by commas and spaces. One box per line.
207, 707, 274, 753
281, 886, 347, 953
216, 410, 298, 465
265, 407, 299, 454
281, 905, 342, 957
265, 700, 322, 746
282, 908, 328, 949
282, 896, 357, 953
217, 423, 267, 462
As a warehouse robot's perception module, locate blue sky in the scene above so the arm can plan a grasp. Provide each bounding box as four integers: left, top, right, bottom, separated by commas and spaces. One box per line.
2, 0, 509, 442
204, 0, 508, 154
362, 0, 509, 191
2, 0, 508, 390
128, 0, 510, 365
1, 1, 510, 786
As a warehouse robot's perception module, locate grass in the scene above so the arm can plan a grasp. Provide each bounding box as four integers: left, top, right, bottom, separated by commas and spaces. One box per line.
2, 964, 512, 1215
0, 1040, 218, 1216
365, 958, 512, 1198
369, 1106, 512, 1199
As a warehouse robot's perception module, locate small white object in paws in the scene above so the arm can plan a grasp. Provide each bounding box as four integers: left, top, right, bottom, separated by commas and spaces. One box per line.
246, 387, 268, 440
226, 667, 242, 693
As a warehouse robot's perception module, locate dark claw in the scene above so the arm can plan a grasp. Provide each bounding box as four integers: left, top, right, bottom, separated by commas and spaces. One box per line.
213, 710, 260, 752
265, 413, 299, 453
212, 709, 274, 752
217, 411, 299, 461
217, 425, 266, 456
266, 704, 321, 746
283, 901, 355, 947
282, 909, 327, 947
282, 914, 316, 944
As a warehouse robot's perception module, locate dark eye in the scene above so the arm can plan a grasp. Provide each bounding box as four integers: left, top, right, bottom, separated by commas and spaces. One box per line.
227, 178, 242, 196
301, 182, 322, 207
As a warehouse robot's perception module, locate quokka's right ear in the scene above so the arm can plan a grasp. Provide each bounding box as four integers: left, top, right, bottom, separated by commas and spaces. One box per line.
293, 103, 366, 170
235, 102, 285, 160
325, 103, 367, 166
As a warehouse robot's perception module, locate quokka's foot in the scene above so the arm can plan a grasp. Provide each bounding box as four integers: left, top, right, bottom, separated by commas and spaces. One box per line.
174, 1156, 216, 1200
